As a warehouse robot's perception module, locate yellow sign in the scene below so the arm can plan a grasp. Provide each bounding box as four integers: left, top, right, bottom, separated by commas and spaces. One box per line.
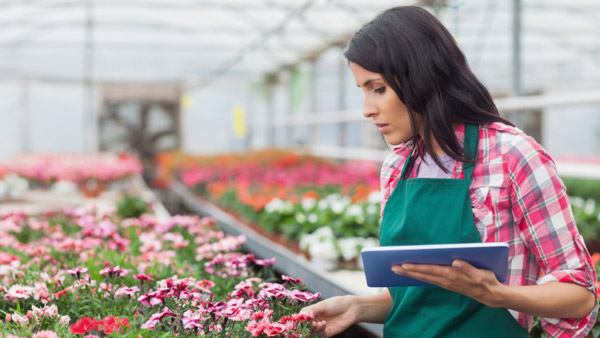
232, 105, 248, 139
180, 94, 193, 110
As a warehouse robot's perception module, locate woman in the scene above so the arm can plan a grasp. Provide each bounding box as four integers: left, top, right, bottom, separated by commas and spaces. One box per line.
301, 6, 597, 338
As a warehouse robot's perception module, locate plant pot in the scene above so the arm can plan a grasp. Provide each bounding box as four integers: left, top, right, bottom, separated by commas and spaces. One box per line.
79, 179, 106, 198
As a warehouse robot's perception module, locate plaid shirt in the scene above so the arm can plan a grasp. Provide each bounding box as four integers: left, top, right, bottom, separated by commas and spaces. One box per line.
380, 122, 598, 338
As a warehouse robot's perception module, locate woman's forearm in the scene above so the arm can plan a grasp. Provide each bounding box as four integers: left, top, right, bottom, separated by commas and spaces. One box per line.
492, 282, 596, 319
352, 289, 393, 324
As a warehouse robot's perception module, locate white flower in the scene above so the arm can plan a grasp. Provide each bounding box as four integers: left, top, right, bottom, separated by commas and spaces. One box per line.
362, 237, 380, 249
584, 199, 596, 215
0, 181, 8, 199
265, 198, 284, 213
7, 285, 34, 299
570, 196, 585, 210
368, 190, 381, 204
299, 233, 314, 251
295, 213, 307, 223
338, 237, 362, 261
308, 240, 339, 270
346, 205, 364, 218
318, 199, 329, 210
313, 226, 335, 240
301, 198, 317, 211
366, 204, 378, 215
330, 201, 346, 214
299, 226, 335, 251
51, 180, 78, 195
307, 213, 318, 224
5, 174, 29, 199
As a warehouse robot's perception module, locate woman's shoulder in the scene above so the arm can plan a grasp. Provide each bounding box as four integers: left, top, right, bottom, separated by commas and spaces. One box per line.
481, 122, 553, 169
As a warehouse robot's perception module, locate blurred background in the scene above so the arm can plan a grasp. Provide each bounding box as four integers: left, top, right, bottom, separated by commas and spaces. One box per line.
1, 3, 600, 336
0, 0, 599, 178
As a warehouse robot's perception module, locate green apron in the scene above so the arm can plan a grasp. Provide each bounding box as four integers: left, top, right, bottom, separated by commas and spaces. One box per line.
380, 124, 529, 338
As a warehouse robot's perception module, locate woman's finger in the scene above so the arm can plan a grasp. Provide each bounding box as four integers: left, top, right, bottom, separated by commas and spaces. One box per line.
391, 265, 451, 286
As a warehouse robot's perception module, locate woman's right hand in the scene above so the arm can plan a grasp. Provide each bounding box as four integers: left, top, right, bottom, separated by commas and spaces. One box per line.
300, 295, 358, 337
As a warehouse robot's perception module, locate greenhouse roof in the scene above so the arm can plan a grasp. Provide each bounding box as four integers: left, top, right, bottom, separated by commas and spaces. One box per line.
1, 0, 600, 91
0, 0, 410, 85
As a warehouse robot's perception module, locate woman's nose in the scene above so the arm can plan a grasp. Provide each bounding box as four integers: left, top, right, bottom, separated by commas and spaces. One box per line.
362, 100, 376, 118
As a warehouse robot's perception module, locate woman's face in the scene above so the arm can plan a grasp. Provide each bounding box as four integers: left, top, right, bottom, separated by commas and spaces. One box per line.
349, 61, 415, 146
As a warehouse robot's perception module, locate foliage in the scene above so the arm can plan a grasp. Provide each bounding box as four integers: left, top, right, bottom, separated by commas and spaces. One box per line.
116, 195, 151, 219
563, 177, 600, 205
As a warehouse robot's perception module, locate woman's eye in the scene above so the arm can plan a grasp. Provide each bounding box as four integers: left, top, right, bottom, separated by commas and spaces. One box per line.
374, 87, 385, 94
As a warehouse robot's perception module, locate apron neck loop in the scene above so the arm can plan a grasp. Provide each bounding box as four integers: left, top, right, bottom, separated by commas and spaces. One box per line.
398, 124, 480, 180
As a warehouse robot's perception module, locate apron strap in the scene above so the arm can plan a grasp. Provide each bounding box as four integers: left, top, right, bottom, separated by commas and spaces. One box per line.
462, 124, 480, 182
399, 142, 417, 179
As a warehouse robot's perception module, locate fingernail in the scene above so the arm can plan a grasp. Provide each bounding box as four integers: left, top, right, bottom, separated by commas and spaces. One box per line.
391, 267, 402, 274
453, 261, 463, 268
401, 264, 410, 270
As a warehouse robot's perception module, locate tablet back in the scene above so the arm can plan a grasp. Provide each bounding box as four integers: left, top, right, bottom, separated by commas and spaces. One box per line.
361, 242, 509, 287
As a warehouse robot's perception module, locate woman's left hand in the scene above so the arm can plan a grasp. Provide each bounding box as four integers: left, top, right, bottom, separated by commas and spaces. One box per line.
391, 260, 503, 307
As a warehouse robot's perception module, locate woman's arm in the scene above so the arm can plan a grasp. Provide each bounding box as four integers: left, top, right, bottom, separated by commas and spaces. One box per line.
301, 289, 392, 337
393, 260, 596, 319
354, 289, 394, 323
494, 280, 596, 318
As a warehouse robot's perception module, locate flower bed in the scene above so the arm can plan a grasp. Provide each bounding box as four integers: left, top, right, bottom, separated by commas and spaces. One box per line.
157, 150, 382, 268
2, 152, 143, 198
0, 207, 319, 337
157, 150, 600, 270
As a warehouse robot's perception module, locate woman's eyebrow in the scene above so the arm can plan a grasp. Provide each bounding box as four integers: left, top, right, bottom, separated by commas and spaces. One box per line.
357, 78, 381, 87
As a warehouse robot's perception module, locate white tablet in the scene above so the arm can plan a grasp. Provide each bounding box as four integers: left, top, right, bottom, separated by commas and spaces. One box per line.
361, 242, 509, 287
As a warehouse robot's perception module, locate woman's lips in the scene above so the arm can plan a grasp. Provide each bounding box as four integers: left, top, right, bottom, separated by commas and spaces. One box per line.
376, 124, 389, 133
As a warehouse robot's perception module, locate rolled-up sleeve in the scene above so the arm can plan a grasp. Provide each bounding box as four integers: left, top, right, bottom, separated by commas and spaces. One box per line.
508, 134, 598, 337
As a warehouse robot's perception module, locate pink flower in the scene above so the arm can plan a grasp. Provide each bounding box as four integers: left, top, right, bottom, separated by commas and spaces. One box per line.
99, 265, 129, 278
31, 330, 59, 338
66, 267, 88, 278
140, 307, 177, 329
0, 252, 19, 264
11, 313, 29, 324
34, 282, 50, 303
137, 288, 171, 307
253, 257, 276, 267
115, 286, 140, 298
287, 289, 321, 302
182, 310, 206, 330
31, 304, 58, 318
245, 317, 270, 337
59, 315, 70, 325
133, 273, 153, 282
281, 275, 303, 284
263, 322, 286, 336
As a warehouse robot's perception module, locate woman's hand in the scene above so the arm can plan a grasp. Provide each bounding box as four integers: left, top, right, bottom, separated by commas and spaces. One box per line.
392, 260, 597, 319
300, 295, 358, 337
392, 260, 504, 307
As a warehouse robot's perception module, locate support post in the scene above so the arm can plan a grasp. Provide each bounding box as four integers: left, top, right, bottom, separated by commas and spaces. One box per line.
20, 79, 30, 153
511, 0, 523, 127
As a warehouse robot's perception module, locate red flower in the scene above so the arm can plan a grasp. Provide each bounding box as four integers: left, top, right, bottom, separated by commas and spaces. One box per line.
70, 317, 97, 335
99, 316, 129, 334
133, 274, 153, 282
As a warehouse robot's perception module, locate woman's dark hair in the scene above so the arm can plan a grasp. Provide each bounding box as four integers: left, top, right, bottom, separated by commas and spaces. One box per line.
344, 6, 512, 178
